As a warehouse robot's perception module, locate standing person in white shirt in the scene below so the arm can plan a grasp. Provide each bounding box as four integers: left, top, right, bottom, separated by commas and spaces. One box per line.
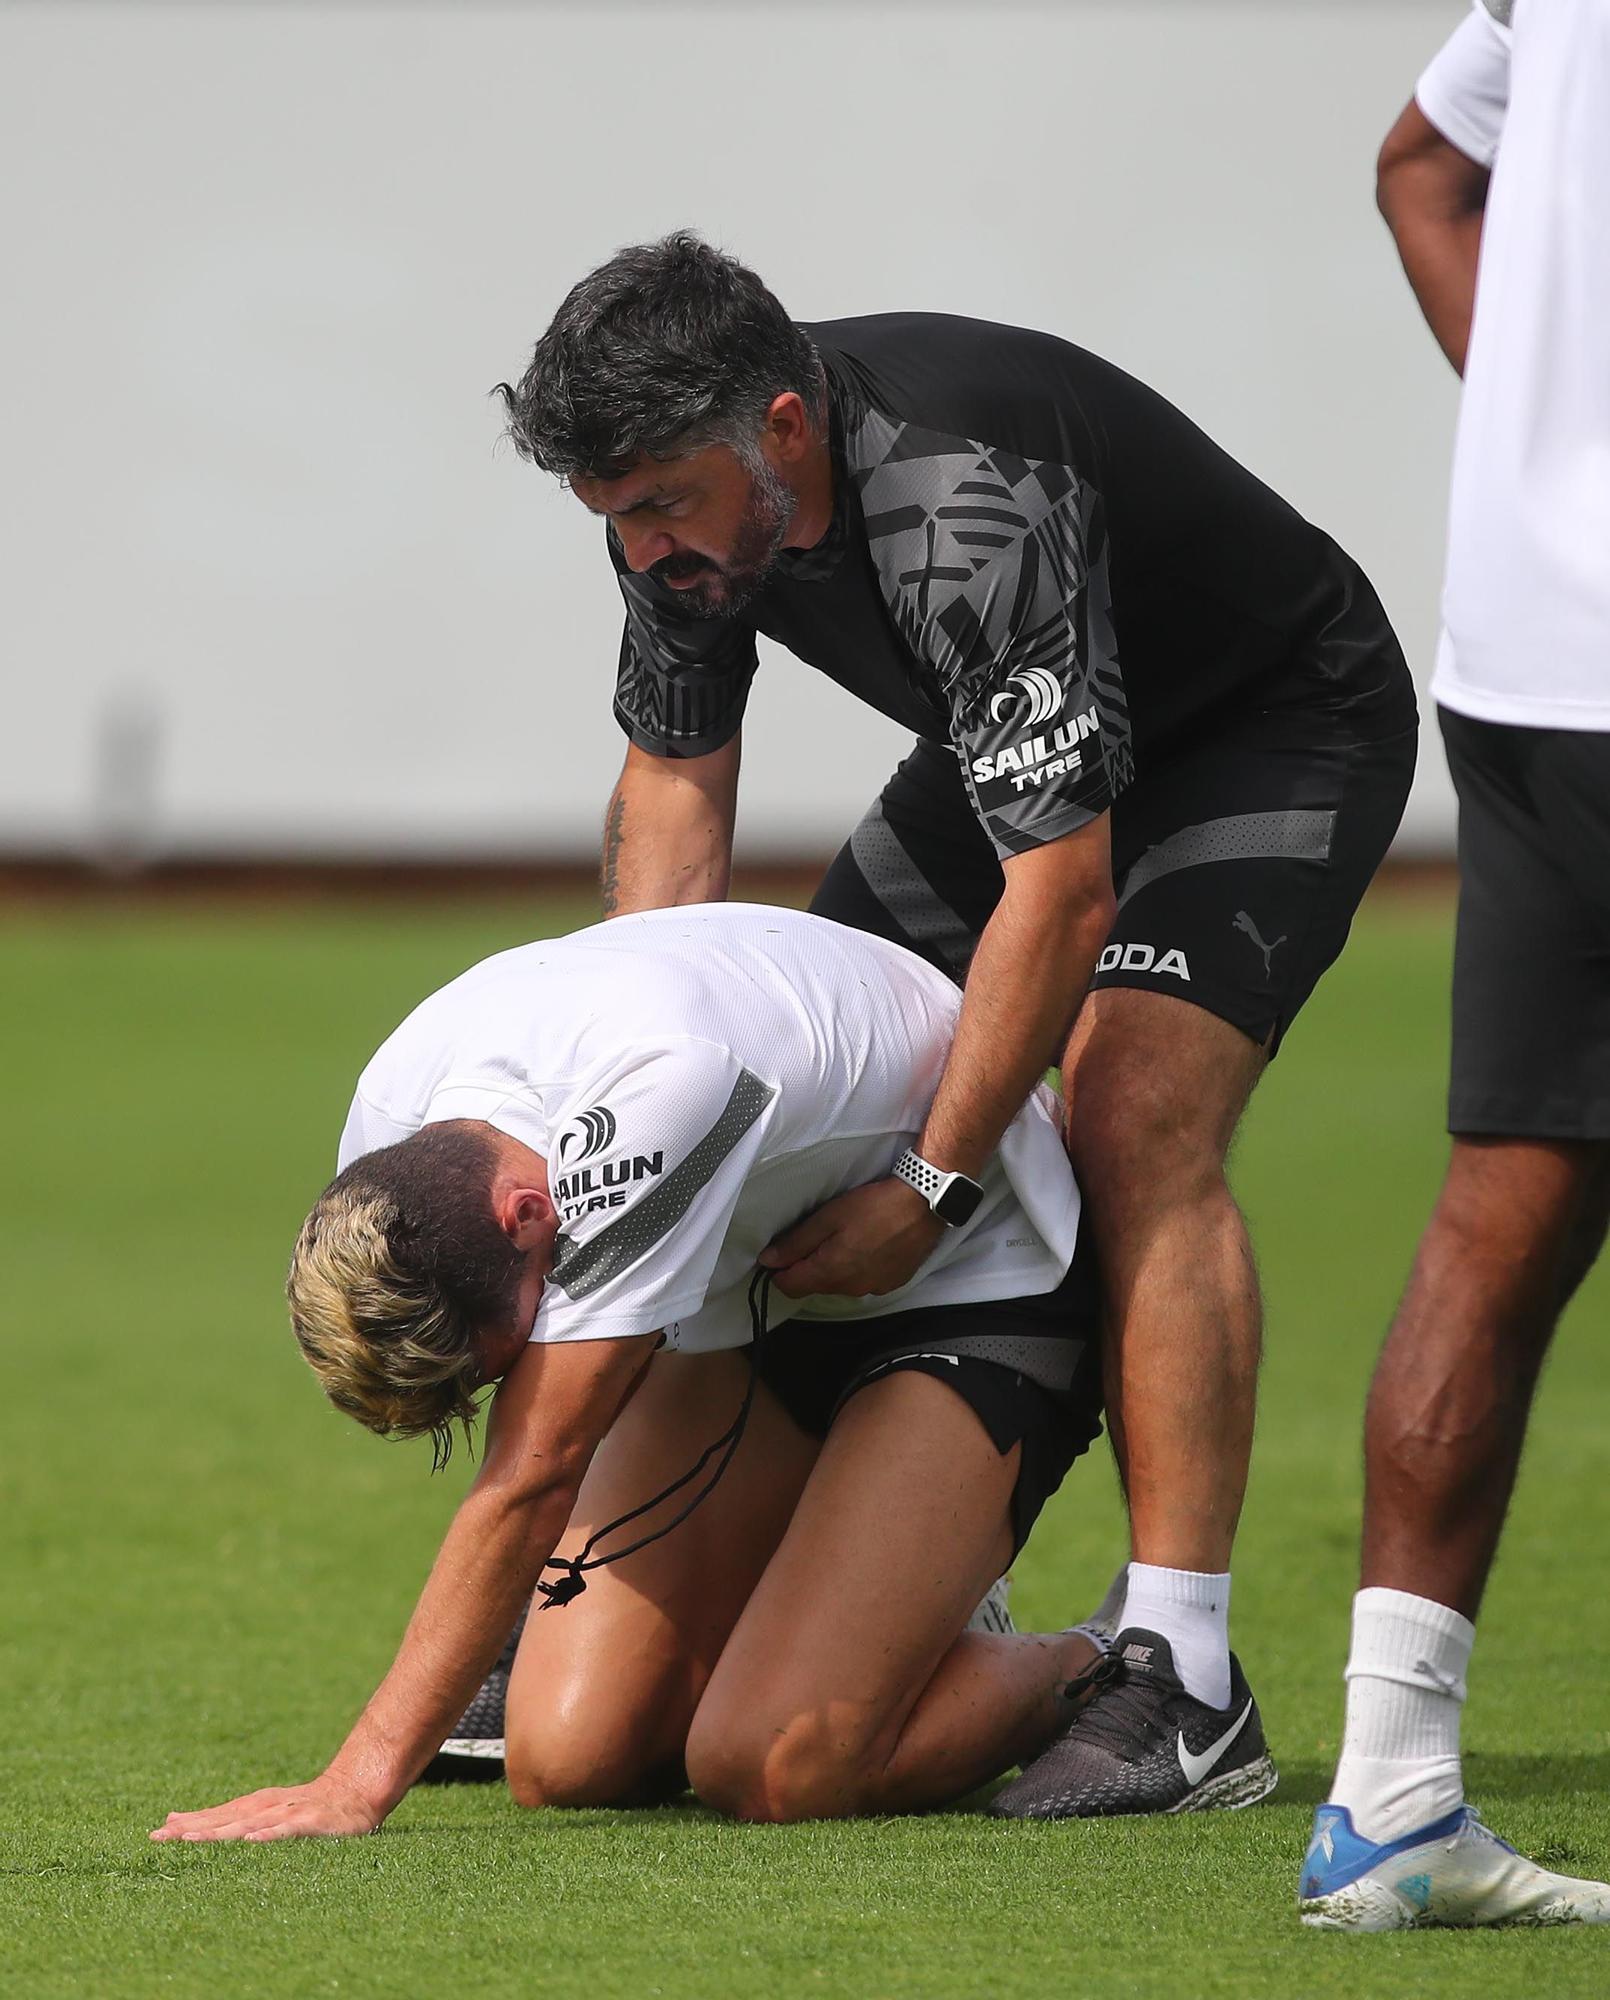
151, 904, 1185, 1844
1300, 0, 1610, 1930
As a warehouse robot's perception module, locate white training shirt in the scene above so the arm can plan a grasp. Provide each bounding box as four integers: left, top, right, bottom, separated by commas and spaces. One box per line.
336, 904, 1080, 1351
1417, 0, 1610, 730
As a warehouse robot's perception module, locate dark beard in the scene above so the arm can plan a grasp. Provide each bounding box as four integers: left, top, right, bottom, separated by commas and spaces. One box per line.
652, 461, 793, 618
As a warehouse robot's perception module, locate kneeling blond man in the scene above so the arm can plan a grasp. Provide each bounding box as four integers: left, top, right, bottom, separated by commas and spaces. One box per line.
154, 904, 1107, 1841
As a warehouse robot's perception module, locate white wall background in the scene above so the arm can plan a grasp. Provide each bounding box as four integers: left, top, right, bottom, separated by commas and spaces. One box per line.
1, 0, 1470, 863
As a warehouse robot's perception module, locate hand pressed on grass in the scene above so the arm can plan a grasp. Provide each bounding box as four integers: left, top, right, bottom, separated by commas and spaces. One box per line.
152, 1773, 383, 1844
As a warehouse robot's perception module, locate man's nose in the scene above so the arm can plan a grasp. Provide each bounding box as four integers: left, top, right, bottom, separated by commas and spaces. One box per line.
616, 521, 674, 573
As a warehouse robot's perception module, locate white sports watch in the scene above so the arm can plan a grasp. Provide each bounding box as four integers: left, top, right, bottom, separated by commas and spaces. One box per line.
892, 1149, 985, 1228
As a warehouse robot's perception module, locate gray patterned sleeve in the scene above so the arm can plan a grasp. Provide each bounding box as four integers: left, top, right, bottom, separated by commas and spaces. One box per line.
609, 532, 759, 760
850, 409, 1132, 858
946, 479, 1129, 857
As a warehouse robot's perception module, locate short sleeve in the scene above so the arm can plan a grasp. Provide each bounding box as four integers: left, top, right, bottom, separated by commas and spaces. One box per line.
848, 403, 1128, 859
337, 1091, 419, 1173
1416, 3, 1512, 169
609, 530, 759, 759
945, 476, 1123, 857
532, 1039, 778, 1345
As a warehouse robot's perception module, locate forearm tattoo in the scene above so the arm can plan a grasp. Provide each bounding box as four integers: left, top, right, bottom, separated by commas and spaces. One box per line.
600, 791, 627, 917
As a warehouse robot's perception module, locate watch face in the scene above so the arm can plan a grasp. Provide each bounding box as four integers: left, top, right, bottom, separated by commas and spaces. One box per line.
933, 1175, 984, 1227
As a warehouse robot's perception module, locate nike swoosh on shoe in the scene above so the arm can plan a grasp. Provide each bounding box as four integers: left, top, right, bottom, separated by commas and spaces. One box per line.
1178, 1699, 1253, 1787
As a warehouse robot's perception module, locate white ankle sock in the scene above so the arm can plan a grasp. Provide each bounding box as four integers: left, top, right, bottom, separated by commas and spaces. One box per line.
1121, 1562, 1231, 1708
1328, 1586, 1473, 1844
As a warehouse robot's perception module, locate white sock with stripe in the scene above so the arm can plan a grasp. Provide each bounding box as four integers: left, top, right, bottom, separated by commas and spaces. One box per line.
1328, 1586, 1472, 1844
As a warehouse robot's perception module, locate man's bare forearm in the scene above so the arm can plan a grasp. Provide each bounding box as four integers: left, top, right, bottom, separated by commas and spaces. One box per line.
323, 1479, 575, 1817
919, 834, 1115, 1177
601, 738, 740, 916
1378, 101, 1490, 376
153, 1336, 660, 1844
1382, 201, 1485, 376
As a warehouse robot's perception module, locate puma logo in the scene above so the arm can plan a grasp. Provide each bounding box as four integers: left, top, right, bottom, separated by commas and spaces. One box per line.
1233, 910, 1287, 978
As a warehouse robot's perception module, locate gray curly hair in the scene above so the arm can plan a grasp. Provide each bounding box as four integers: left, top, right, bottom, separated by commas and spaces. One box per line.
494, 230, 827, 482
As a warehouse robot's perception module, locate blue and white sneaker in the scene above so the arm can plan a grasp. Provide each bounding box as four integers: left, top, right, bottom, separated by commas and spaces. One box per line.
1300, 1802, 1610, 1929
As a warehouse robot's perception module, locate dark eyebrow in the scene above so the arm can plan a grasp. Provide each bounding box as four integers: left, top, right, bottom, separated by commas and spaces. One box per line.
582, 488, 681, 520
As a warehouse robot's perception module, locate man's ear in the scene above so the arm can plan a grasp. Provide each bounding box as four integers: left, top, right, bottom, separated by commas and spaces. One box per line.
496, 1184, 557, 1252
765, 391, 814, 463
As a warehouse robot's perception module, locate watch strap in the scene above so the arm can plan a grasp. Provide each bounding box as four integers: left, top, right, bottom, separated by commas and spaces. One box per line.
892, 1149, 984, 1226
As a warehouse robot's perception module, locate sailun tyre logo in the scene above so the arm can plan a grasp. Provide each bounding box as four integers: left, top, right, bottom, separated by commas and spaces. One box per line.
557, 1106, 617, 1163
989, 666, 1064, 728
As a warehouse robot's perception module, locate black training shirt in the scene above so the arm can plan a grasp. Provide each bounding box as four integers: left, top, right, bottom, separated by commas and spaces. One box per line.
610, 313, 1355, 858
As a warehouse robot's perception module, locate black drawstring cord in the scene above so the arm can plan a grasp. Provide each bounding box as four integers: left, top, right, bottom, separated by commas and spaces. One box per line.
1060, 1650, 1122, 1705
535, 1269, 771, 1611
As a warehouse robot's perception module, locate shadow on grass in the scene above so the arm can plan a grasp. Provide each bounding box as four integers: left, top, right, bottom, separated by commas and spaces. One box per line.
416, 1754, 506, 1785
1279, 1750, 1610, 1812
1463, 1750, 1610, 1802
416, 1757, 1011, 1813
393, 1803, 720, 1839
407, 1753, 1610, 1843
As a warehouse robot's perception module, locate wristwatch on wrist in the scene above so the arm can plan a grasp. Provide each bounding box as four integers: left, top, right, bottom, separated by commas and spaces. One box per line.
892, 1149, 985, 1228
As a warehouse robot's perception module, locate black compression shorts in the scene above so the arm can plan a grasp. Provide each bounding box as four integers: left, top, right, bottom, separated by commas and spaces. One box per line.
810, 570, 1417, 1057
755, 1240, 1103, 1559
1441, 707, 1610, 1141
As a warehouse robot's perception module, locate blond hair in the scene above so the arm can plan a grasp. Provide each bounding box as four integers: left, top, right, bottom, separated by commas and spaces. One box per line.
285, 1125, 521, 1466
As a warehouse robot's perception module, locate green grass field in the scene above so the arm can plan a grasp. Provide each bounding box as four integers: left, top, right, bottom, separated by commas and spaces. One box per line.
5, 891, 1607, 1999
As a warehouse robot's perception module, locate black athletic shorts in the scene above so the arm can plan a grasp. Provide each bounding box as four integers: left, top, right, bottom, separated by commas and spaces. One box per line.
810, 571, 1418, 1056
1442, 706, 1610, 1141
755, 1239, 1103, 1559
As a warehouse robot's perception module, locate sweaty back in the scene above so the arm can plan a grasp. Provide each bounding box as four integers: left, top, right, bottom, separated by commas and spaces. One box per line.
338, 903, 1080, 1350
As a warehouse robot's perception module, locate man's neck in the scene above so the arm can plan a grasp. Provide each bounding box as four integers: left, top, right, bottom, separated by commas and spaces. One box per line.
785, 432, 836, 552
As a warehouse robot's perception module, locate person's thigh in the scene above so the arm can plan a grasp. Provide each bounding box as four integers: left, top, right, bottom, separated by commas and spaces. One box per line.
1443, 710, 1610, 1141
683, 1368, 1019, 1817
504, 1349, 818, 1807
1063, 985, 1268, 1191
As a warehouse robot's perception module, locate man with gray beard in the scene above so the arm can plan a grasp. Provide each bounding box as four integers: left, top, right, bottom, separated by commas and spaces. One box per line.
493, 232, 1417, 1818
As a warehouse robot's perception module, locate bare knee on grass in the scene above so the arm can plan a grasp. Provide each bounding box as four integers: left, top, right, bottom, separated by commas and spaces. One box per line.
506, 1713, 675, 1811
500, 1351, 818, 1811
685, 1690, 890, 1824
685, 1372, 1041, 1824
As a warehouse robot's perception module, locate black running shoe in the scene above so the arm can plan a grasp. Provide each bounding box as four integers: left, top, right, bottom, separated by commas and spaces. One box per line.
428, 1603, 528, 1771
990, 1627, 1277, 1820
